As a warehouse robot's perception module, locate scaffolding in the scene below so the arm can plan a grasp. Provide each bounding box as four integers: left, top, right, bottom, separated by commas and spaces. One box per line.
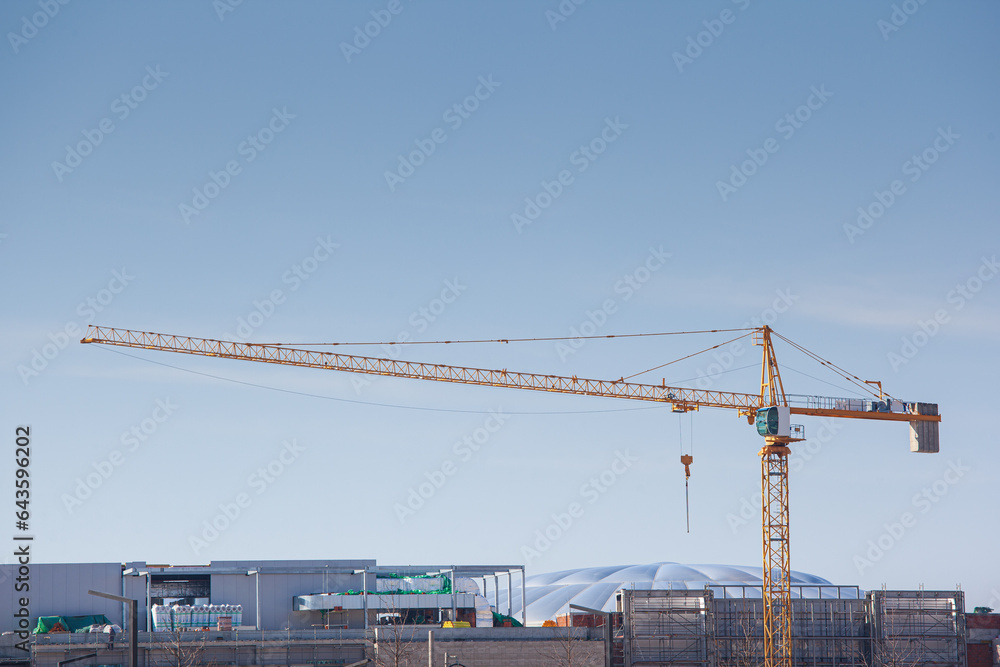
619, 589, 715, 667
869, 590, 967, 667
710, 587, 867, 667
613, 589, 966, 667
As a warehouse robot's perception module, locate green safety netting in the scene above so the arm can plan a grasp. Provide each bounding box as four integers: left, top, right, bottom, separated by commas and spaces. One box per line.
34, 615, 112, 634
336, 574, 453, 596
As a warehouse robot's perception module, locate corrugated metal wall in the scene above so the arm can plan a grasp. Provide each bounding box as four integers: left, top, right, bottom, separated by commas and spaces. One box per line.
0, 562, 124, 633
210, 559, 373, 630
2, 559, 377, 634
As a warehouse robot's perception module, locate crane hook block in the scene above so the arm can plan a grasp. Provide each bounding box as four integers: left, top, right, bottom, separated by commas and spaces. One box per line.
680, 454, 693, 479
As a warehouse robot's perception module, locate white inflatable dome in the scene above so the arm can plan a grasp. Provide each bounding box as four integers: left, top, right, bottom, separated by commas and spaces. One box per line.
489, 562, 841, 626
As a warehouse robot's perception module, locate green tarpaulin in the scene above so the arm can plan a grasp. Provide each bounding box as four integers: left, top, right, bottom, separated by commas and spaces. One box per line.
492, 612, 522, 627
336, 574, 453, 597
34, 614, 112, 634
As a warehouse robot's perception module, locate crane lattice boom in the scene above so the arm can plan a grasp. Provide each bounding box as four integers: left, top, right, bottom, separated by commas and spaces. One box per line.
80, 325, 939, 426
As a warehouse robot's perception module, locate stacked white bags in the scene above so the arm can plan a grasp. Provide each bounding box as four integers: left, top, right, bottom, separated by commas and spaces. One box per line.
151, 603, 243, 631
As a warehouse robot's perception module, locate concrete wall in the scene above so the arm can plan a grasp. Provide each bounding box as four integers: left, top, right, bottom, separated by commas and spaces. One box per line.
387, 639, 604, 667
372, 627, 605, 667
18, 628, 604, 667
28, 632, 370, 667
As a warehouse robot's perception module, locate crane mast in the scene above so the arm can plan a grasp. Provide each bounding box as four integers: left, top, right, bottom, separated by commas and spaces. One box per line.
80, 324, 940, 667
757, 326, 797, 667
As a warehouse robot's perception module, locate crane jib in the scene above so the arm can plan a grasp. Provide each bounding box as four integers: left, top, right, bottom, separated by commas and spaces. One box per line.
80, 325, 940, 430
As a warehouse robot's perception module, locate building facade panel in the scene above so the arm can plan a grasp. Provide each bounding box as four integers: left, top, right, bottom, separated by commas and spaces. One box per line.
0, 563, 123, 634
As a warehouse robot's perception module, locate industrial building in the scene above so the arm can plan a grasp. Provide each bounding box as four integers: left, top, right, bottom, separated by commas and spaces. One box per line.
0, 559, 529, 633
1, 559, 996, 667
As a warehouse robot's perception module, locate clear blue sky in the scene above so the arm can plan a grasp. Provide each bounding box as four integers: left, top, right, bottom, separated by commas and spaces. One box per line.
2, 1, 998, 611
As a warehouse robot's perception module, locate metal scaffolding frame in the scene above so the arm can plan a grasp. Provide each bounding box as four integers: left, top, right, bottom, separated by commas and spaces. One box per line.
714, 589, 867, 667
868, 590, 967, 667
614, 588, 966, 667
619, 589, 715, 667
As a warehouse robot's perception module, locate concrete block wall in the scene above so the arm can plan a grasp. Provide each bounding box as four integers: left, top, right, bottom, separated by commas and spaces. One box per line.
377, 638, 604, 667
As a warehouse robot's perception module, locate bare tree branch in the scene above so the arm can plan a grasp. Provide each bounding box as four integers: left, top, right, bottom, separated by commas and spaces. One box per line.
148, 630, 211, 667
536, 621, 601, 667
367, 595, 420, 667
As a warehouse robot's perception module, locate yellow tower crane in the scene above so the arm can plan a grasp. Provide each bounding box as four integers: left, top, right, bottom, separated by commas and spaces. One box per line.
80, 324, 941, 667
